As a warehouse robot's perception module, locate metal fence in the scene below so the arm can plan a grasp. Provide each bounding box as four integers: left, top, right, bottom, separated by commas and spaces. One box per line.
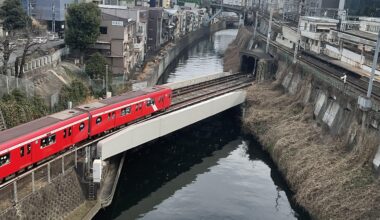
280, 52, 380, 111
0, 74, 35, 98
0, 147, 87, 215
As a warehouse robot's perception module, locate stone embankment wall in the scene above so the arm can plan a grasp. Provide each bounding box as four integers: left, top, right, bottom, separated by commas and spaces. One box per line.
246, 49, 380, 220
227, 27, 380, 219
137, 21, 226, 87
223, 28, 253, 73
0, 170, 85, 220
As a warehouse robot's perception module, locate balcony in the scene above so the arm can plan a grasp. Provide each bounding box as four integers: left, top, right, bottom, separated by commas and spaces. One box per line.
301, 30, 321, 41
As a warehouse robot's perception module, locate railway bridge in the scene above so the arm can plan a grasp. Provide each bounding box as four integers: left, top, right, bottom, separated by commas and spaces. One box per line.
0, 72, 252, 220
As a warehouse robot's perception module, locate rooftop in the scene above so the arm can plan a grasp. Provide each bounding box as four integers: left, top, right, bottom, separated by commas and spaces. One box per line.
301, 16, 339, 23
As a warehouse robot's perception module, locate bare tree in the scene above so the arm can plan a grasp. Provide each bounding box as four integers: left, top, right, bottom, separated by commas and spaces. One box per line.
15, 29, 39, 78
0, 35, 17, 75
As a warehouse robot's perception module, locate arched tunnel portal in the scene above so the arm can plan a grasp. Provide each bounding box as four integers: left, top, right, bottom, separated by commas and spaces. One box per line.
240, 55, 257, 75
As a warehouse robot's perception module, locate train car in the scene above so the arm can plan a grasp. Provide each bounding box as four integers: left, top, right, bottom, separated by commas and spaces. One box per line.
76, 86, 172, 136
0, 109, 89, 182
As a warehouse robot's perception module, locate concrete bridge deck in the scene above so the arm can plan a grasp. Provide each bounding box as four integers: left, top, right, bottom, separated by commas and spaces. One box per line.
97, 90, 247, 160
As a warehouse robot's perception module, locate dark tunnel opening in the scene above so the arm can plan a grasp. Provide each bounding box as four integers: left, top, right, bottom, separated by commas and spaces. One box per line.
240, 55, 256, 75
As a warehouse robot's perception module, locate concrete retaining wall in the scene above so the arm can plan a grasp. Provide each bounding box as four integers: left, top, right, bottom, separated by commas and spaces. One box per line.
142, 21, 226, 87
0, 170, 85, 220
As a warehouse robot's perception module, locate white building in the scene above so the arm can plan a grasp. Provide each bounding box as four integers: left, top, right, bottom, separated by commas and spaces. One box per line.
299, 16, 339, 54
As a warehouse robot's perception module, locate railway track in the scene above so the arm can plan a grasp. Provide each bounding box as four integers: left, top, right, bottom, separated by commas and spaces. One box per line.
256, 32, 380, 101
0, 74, 252, 189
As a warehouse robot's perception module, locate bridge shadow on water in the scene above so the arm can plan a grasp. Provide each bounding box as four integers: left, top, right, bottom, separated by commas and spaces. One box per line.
94, 107, 310, 220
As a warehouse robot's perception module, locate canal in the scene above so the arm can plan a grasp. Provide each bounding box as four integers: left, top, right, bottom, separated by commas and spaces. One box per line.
94, 29, 310, 220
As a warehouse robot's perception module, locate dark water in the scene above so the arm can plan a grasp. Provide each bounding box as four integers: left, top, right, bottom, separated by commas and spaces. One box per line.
95, 29, 310, 220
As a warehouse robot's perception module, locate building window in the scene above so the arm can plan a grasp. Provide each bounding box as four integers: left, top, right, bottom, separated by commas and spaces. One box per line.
41, 134, 56, 148
100, 26, 108, 34
0, 153, 10, 167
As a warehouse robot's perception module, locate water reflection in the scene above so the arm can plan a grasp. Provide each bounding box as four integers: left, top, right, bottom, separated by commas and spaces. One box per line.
95, 108, 309, 220
94, 29, 310, 220
159, 29, 238, 84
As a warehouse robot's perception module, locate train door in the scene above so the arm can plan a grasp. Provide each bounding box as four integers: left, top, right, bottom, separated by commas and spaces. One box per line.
73, 120, 89, 144
17, 143, 33, 170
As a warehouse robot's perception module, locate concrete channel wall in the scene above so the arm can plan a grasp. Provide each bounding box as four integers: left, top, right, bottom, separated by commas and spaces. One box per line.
141, 21, 226, 87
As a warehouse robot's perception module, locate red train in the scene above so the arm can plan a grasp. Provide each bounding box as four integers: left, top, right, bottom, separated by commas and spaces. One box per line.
0, 86, 172, 183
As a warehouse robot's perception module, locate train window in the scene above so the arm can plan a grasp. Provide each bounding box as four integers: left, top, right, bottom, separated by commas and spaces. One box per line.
108, 113, 111, 120
139, 103, 143, 110
135, 104, 138, 111
0, 153, 10, 167
121, 106, 131, 116
79, 123, 85, 131
41, 134, 56, 148
27, 144, 31, 154
69, 127, 72, 136
20, 146, 24, 157
146, 98, 155, 106
112, 112, 116, 119
63, 129, 67, 138
96, 116, 102, 124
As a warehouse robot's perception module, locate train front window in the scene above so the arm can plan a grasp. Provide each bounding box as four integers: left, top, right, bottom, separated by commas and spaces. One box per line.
41, 134, 56, 148
0, 153, 10, 167
20, 146, 24, 157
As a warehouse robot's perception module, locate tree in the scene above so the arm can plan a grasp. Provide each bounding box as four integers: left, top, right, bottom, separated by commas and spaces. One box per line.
65, 3, 101, 61
0, 0, 32, 75
85, 52, 108, 79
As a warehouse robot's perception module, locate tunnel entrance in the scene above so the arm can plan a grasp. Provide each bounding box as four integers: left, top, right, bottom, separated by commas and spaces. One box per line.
240, 55, 256, 75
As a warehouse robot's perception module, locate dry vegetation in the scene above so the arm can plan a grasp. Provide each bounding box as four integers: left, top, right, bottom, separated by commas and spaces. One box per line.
223, 28, 253, 73
243, 78, 380, 219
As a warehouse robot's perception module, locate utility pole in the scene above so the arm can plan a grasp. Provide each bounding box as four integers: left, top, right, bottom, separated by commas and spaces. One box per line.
358, 30, 380, 111
51, 0, 56, 33
266, 1, 274, 53
253, 10, 258, 39
366, 31, 380, 99
293, 1, 303, 64
105, 64, 109, 97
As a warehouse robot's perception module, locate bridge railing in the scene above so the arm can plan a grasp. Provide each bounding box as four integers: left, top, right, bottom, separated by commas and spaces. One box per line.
0, 147, 87, 215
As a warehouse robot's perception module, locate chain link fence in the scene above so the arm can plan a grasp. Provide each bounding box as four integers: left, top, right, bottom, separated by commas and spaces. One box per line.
0, 147, 87, 215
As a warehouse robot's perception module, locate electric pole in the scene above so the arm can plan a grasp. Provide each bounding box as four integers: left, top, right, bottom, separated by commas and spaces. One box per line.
293, 1, 303, 64
266, 0, 274, 53
367, 30, 380, 99
52, 0, 56, 33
